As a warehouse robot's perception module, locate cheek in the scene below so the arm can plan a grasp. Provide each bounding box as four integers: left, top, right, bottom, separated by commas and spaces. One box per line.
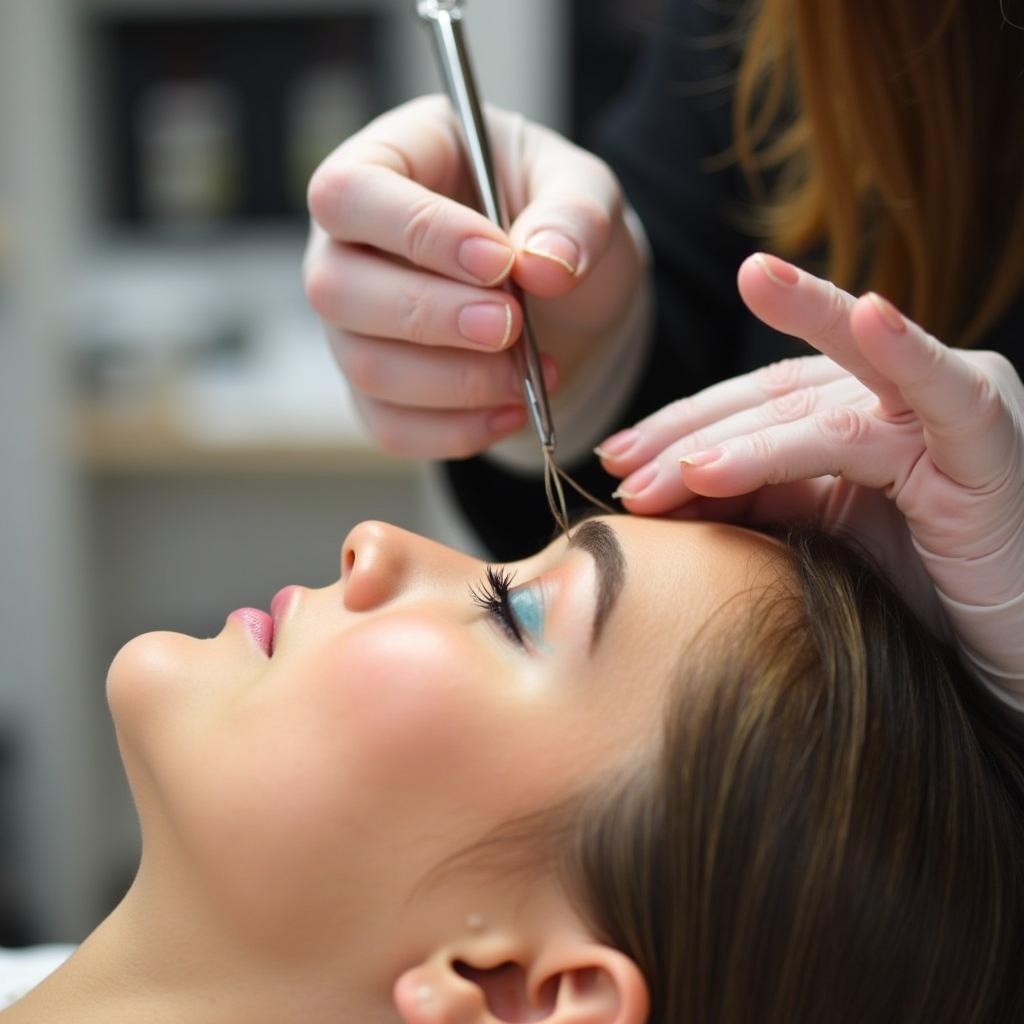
153, 619, 513, 948
306, 616, 499, 779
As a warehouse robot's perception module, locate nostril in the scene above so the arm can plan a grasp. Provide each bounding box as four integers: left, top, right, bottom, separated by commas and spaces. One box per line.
343, 548, 356, 577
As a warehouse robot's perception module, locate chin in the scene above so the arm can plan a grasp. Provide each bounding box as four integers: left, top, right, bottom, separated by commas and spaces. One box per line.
106, 630, 204, 726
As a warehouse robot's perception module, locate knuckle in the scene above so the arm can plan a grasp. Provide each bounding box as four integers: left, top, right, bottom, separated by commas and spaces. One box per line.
666, 396, 699, 431
914, 333, 947, 385
307, 160, 359, 225
767, 386, 818, 423
972, 349, 1014, 379
967, 350, 1016, 412
807, 282, 849, 344
684, 428, 711, 453
398, 279, 435, 345
339, 343, 382, 396
305, 165, 334, 223
303, 261, 338, 321
369, 413, 407, 455
452, 362, 494, 409
817, 406, 868, 447
403, 193, 448, 266
964, 367, 1004, 426
564, 192, 613, 238
756, 357, 807, 396
746, 430, 776, 464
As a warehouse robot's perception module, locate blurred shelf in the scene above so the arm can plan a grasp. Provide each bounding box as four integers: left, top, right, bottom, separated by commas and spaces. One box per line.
84, 0, 391, 14
76, 399, 415, 477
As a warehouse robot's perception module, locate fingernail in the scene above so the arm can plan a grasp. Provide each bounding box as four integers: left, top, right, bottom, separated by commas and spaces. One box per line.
489, 406, 526, 435
459, 238, 515, 286
867, 292, 906, 333
611, 462, 658, 500
679, 448, 725, 468
459, 302, 514, 349
754, 253, 799, 288
594, 428, 640, 460
523, 230, 579, 276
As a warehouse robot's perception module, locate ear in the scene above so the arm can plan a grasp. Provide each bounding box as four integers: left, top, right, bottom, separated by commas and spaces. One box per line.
393, 942, 648, 1024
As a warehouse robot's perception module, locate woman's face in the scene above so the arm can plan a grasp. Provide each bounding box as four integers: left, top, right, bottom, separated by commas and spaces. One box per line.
108, 516, 784, 965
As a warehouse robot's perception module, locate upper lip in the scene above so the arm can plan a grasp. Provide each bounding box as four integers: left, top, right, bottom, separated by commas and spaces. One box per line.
269, 586, 300, 650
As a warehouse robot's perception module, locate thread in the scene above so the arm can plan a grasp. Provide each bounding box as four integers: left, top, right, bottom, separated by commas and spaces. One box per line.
542, 446, 617, 538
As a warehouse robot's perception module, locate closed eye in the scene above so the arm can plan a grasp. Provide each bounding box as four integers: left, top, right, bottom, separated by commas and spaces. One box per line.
470, 567, 544, 650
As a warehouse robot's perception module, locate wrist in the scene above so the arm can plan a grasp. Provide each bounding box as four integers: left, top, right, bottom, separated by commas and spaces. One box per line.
933, 585, 1024, 707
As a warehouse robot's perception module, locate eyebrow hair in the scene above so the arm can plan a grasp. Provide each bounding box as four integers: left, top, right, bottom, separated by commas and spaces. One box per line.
568, 519, 626, 651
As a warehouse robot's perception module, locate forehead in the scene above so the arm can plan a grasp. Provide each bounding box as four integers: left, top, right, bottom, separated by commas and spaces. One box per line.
586, 515, 790, 673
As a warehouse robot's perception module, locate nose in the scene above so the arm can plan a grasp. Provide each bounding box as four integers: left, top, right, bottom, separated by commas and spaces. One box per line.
341, 521, 410, 611
341, 520, 464, 612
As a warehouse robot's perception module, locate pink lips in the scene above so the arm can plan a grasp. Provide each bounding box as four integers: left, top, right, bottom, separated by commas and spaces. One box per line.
229, 586, 300, 658
271, 585, 300, 627
228, 608, 274, 657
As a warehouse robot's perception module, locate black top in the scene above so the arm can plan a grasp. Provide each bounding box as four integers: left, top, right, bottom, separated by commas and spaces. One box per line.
443, 0, 1024, 561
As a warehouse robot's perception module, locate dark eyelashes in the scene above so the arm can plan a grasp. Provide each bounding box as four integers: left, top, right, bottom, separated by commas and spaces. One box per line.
469, 566, 525, 646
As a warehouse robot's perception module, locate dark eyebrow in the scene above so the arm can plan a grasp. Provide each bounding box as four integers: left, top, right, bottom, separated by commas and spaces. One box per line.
567, 519, 626, 651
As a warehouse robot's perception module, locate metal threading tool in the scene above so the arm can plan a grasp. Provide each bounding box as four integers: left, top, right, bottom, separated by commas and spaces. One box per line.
416, 0, 614, 534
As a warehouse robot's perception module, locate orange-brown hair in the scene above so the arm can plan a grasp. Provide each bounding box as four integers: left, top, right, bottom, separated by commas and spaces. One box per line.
732, 0, 1024, 345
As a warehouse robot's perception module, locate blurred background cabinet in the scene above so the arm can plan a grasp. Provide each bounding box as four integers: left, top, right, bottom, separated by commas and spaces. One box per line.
0, 0, 650, 942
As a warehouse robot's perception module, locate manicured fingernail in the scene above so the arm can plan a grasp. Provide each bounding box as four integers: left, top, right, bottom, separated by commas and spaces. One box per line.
523, 230, 579, 276
489, 406, 526, 435
611, 462, 658, 500
459, 238, 515, 285
867, 292, 906, 333
754, 253, 799, 288
679, 448, 725, 468
459, 302, 514, 349
594, 428, 640, 460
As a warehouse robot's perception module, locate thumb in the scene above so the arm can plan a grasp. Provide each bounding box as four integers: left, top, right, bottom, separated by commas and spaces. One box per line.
507, 123, 622, 299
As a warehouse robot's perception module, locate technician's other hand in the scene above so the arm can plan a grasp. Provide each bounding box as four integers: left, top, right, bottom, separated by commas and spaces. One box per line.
599, 254, 1024, 696
304, 95, 644, 459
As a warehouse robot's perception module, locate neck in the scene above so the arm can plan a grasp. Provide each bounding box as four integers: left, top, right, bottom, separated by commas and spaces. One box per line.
1, 883, 394, 1024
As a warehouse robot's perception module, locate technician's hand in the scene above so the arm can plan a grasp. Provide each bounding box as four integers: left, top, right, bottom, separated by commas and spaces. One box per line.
599, 254, 1024, 693
304, 95, 644, 459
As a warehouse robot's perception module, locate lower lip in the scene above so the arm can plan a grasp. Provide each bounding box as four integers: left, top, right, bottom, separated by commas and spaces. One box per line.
229, 608, 274, 657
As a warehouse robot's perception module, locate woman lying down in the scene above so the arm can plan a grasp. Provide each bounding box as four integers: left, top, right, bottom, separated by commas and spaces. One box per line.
5, 291, 1024, 1023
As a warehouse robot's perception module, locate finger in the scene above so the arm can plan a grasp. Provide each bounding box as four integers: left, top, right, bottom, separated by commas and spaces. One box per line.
306, 242, 524, 352
670, 405, 925, 498
737, 254, 906, 411
596, 355, 846, 476
352, 393, 527, 461
308, 98, 516, 287
655, 480, 833, 526
610, 377, 868, 514
507, 123, 623, 298
330, 330, 558, 411
851, 293, 1018, 488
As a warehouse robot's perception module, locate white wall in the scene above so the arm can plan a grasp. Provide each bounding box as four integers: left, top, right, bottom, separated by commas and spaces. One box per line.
0, 0, 108, 940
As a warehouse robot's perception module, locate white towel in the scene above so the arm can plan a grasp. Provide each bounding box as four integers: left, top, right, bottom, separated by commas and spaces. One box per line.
0, 945, 75, 1009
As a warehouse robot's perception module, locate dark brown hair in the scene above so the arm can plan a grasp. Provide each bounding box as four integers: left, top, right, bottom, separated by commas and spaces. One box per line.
732, 0, 1024, 345
567, 527, 1024, 1022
